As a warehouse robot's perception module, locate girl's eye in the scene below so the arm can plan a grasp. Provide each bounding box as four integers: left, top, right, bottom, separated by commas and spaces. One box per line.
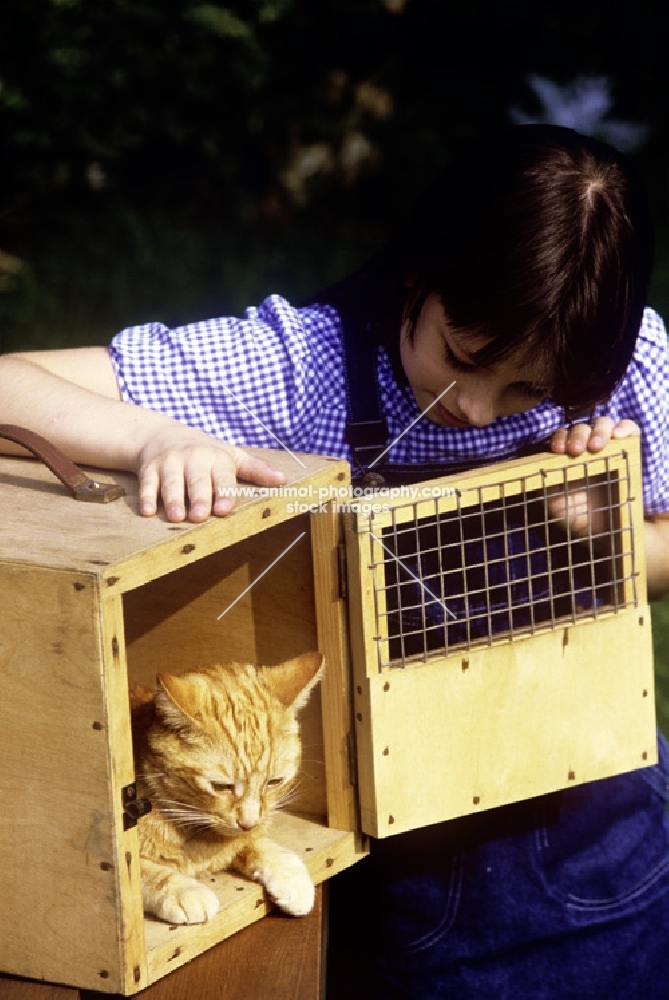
443, 339, 476, 372
267, 777, 284, 788
515, 383, 550, 401
210, 781, 235, 793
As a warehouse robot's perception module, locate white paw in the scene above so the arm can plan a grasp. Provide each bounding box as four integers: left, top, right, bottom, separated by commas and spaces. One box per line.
262, 854, 315, 917
153, 881, 220, 925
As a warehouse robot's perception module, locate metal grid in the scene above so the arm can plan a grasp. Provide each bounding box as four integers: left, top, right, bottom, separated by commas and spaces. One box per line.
368, 452, 638, 669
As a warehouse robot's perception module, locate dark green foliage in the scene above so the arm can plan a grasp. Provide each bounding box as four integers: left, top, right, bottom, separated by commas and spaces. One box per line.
2, 0, 669, 346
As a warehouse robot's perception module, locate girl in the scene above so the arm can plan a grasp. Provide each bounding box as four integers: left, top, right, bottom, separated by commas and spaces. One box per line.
1, 125, 668, 997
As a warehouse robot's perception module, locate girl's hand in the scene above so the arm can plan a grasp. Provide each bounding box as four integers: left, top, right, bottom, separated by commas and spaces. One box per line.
136, 428, 286, 523
0, 350, 288, 523
549, 416, 640, 456
548, 417, 640, 540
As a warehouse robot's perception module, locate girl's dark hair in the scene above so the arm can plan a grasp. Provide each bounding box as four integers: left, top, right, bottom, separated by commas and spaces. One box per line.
315, 124, 654, 414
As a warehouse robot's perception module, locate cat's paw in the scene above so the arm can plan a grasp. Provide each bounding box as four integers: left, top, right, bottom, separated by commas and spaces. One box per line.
152, 880, 220, 925
261, 853, 315, 917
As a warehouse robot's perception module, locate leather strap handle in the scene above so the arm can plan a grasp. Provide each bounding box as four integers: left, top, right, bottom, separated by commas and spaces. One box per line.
0, 424, 125, 503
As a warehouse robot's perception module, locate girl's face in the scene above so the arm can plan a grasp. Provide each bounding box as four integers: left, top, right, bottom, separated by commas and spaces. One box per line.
400, 294, 552, 427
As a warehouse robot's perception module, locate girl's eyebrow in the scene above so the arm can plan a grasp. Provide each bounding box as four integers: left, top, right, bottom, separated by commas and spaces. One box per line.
445, 329, 486, 366
449, 332, 553, 393
515, 379, 553, 396
445, 321, 554, 391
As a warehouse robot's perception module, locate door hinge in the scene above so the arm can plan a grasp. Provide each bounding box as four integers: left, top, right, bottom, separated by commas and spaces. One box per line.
346, 730, 358, 787
337, 539, 348, 600
122, 783, 152, 830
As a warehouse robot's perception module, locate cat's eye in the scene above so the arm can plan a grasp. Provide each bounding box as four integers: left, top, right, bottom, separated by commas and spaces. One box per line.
210, 781, 235, 793
267, 777, 284, 788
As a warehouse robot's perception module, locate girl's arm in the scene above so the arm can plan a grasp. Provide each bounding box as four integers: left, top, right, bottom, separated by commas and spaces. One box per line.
0, 349, 286, 521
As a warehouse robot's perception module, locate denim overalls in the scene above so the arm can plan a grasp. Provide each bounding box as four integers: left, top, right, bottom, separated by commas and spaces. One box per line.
327, 738, 669, 999
323, 280, 669, 999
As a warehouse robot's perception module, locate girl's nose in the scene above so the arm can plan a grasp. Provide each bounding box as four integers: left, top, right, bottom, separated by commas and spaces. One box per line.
456, 384, 498, 427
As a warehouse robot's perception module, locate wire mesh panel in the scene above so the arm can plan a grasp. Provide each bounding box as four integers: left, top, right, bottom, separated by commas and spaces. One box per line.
345, 441, 654, 838
365, 449, 638, 670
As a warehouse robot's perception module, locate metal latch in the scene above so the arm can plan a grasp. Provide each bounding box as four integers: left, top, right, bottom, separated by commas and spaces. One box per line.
122, 783, 152, 830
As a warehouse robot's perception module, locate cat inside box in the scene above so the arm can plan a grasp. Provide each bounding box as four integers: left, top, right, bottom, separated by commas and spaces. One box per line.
129, 652, 325, 924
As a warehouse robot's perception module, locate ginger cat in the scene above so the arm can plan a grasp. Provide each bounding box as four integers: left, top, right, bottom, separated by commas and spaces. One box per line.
129, 651, 325, 924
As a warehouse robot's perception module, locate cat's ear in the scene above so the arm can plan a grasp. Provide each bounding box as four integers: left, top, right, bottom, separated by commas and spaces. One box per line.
261, 652, 325, 712
155, 673, 204, 728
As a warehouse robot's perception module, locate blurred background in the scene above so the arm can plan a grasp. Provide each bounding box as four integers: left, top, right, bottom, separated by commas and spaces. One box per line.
1, 0, 668, 730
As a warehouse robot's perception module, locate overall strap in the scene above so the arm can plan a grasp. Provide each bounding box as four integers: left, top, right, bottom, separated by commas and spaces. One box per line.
304, 266, 390, 482
341, 314, 389, 483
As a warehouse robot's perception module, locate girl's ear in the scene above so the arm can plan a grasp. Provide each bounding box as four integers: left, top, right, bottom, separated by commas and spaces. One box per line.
260, 653, 325, 711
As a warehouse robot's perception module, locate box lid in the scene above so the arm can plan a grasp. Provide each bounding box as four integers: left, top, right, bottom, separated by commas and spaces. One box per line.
0, 449, 349, 593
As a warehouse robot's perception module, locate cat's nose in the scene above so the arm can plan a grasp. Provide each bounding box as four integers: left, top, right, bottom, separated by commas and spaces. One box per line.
238, 802, 261, 830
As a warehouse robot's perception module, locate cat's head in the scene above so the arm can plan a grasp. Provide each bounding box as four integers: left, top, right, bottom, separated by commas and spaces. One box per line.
142, 652, 324, 837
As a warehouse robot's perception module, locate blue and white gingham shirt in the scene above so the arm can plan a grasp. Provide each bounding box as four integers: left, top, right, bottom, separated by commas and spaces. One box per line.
109, 296, 669, 515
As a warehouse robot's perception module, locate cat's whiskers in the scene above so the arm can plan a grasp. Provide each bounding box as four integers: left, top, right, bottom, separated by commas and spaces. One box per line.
155, 796, 206, 812
275, 780, 304, 810
157, 807, 220, 832
297, 759, 325, 776
154, 796, 221, 829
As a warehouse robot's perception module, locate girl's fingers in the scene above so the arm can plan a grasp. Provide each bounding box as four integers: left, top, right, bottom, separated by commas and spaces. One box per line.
563, 417, 614, 455
611, 419, 641, 439
550, 427, 568, 454
136, 437, 286, 521
234, 448, 287, 486
551, 416, 635, 456
551, 422, 593, 455
585, 416, 615, 451
212, 481, 236, 517
184, 471, 218, 522
138, 463, 160, 517
160, 466, 188, 522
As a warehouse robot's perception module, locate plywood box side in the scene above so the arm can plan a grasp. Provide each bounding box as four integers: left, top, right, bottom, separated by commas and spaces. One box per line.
0, 565, 126, 992
355, 610, 656, 838
624, 440, 647, 606
342, 521, 384, 832
310, 505, 365, 841
100, 596, 148, 994
344, 516, 382, 680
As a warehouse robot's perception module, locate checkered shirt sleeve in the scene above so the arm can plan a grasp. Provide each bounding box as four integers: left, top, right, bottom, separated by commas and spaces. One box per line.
594, 307, 669, 514
110, 295, 349, 458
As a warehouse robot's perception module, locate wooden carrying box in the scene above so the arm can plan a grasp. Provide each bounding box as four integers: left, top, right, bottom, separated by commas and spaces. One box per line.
0, 448, 363, 995
345, 440, 657, 838
0, 438, 657, 994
